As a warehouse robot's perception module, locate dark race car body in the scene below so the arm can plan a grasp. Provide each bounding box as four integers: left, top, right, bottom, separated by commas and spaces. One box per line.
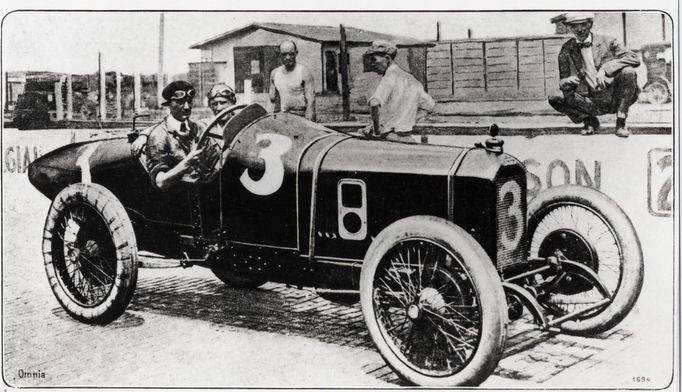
28, 104, 642, 387
29, 106, 526, 288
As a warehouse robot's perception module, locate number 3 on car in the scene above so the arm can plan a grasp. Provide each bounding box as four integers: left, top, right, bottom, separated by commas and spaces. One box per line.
240, 133, 292, 196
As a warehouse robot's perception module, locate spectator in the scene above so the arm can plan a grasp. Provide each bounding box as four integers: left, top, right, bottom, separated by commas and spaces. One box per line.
548, 12, 641, 137
361, 40, 435, 142
269, 40, 316, 121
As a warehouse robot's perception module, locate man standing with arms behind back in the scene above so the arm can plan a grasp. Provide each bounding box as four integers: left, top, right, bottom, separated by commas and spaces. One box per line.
269, 40, 316, 121
548, 12, 641, 137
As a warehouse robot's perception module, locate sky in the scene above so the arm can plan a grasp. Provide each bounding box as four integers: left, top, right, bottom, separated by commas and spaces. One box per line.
2, 11, 562, 75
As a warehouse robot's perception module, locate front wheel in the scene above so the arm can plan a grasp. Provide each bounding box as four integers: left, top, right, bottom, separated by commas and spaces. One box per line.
527, 185, 643, 334
42, 183, 138, 324
360, 216, 507, 386
643, 80, 670, 104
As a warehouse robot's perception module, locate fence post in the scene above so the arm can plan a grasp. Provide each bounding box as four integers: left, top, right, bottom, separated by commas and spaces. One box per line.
134, 73, 142, 112
116, 71, 122, 119
54, 80, 64, 121
66, 74, 73, 120
244, 79, 252, 104
99, 52, 106, 120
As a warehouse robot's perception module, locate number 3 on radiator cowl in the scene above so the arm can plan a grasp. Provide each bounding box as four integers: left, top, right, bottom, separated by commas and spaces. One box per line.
240, 133, 292, 196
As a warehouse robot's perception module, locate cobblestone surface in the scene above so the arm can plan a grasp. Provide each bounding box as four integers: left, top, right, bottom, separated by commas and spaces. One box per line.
2, 262, 672, 388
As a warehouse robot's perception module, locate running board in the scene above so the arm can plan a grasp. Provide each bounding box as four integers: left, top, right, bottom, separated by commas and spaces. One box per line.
137, 251, 203, 269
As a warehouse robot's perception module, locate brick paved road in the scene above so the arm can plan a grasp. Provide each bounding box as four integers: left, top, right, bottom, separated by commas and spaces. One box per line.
2, 173, 674, 389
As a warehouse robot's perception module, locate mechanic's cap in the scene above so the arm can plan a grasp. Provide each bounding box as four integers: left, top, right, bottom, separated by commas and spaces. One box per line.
207, 83, 236, 101
161, 80, 196, 106
365, 40, 397, 57
563, 12, 594, 25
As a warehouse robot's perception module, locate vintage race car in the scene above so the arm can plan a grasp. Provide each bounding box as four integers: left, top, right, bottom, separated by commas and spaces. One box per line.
28, 104, 644, 386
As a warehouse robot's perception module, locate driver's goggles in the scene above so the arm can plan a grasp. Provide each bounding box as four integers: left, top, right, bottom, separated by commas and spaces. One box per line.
169, 89, 196, 101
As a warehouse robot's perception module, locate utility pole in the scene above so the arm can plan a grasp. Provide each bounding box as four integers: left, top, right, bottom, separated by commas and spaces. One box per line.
157, 12, 165, 108
436, 21, 441, 42
339, 24, 350, 121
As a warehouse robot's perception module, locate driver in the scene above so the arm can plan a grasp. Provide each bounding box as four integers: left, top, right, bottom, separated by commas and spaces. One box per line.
144, 80, 210, 190
130, 83, 237, 156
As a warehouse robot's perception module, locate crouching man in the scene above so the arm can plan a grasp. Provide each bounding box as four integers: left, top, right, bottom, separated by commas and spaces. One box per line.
548, 12, 641, 137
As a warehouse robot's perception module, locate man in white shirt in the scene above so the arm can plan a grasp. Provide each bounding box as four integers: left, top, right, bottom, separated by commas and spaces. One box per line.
269, 40, 316, 121
548, 12, 641, 137
361, 40, 435, 142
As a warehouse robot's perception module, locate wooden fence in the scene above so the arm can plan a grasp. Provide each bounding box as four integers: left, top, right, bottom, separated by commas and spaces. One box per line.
427, 35, 571, 101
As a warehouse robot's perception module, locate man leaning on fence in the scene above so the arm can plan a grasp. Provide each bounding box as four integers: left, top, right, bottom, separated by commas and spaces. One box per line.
361, 40, 435, 142
548, 12, 641, 138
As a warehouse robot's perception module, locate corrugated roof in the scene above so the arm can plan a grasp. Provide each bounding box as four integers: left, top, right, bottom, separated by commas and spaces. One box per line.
189, 22, 432, 49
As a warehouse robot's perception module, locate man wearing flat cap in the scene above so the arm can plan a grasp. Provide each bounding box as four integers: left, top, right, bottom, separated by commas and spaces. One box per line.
140, 80, 208, 190
548, 12, 641, 137
362, 40, 435, 142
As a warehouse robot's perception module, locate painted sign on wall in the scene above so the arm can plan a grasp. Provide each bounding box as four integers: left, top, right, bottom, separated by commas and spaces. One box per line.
648, 148, 673, 217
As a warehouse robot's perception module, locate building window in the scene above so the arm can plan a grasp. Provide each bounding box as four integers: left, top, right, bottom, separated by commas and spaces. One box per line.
234, 46, 278, 93
325, 50, 339, 93
250, 60, 261, 75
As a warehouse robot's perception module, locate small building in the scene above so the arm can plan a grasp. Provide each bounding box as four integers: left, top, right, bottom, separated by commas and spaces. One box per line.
188, 22, 432, 112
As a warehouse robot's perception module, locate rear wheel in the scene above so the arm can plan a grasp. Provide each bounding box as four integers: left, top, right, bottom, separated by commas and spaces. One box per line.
42, 183, 138, 324
360, 216, 507, 386
528, 185, 643, 334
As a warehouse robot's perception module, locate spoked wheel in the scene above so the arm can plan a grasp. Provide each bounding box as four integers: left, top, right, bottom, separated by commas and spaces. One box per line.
528, 185, 643, 334
361, 216, 507, 387
43, 183, 138, 324
643, 81, 670, 105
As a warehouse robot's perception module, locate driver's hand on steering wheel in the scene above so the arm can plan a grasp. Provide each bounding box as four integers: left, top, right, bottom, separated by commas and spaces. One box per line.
182, 147, 205, 171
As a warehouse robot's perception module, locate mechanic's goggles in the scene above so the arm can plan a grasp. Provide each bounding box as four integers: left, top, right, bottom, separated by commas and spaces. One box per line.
207, 88, 235, 101
169, 89, 196, 101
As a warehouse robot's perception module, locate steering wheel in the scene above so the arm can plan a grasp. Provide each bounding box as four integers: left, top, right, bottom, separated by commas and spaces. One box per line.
196, 104, 247, 148
189, 104, 246, 182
